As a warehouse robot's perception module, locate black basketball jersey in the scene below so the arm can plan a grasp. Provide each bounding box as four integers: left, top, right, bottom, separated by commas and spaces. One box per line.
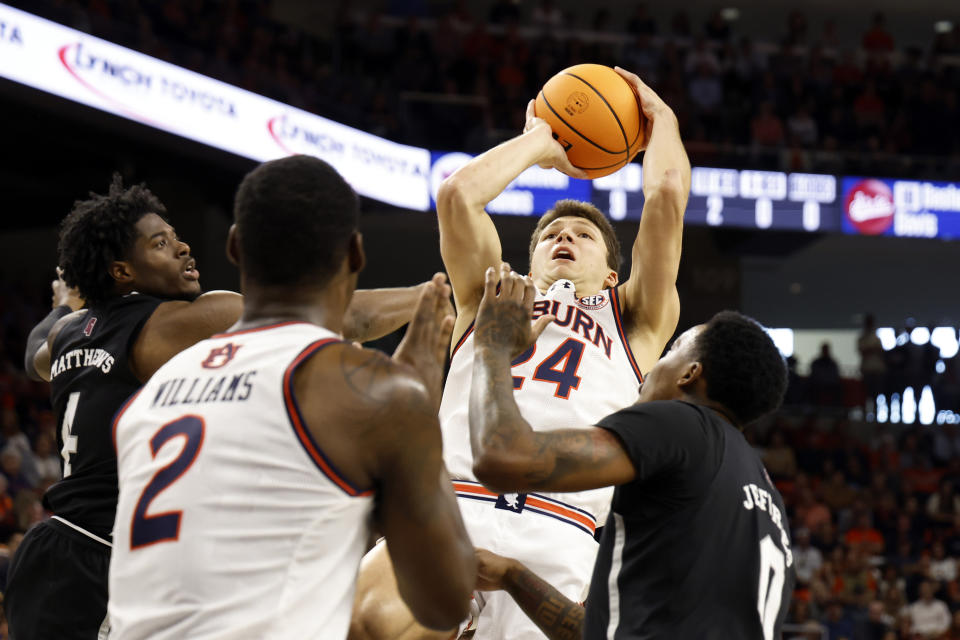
45, 293, 164, 540
585, 400, 795, 640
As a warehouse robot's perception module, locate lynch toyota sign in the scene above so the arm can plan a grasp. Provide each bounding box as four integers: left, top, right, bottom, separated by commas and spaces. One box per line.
0, 3, 429, 210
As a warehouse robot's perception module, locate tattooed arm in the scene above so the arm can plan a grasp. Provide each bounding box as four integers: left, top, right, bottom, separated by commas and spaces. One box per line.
475, 548, 584, 640
469, 265, 637, 494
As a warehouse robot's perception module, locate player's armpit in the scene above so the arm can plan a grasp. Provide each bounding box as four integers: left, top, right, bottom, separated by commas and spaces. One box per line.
369, 372, 475, 631
620, 175, 684, 344
474, 425, 636, 495
131, 290, 243, 381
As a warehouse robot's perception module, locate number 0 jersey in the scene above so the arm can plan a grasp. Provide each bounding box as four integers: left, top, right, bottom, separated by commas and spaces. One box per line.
439, 279, 644, 522
586, 401, 795, 640
109, 322, 373, 640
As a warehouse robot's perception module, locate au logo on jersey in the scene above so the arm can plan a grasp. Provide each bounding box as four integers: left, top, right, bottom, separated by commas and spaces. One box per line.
495, 493, 527, 513
201, 343, 241, 369
577, 294, 608, 310
83, 316, 98, 336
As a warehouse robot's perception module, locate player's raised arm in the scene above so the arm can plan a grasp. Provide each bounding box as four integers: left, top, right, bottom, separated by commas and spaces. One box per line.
436, 102, 586, 328
24, 269, 85, 381
469, 266, 636, 493
614, 67, 691, 372
342, 283, 431, 343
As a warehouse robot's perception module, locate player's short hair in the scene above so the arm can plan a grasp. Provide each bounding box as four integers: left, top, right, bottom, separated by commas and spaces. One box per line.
233, 155, 359, 287
58, 174, 167, 305
694, 311, 787, 426
528, 200, 621, 275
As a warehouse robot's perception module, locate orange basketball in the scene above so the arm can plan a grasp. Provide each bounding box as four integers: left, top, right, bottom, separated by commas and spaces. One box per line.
535, 64, 646, 179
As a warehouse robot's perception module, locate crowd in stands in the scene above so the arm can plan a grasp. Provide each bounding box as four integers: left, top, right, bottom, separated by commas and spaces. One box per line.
13, 0, 960, 178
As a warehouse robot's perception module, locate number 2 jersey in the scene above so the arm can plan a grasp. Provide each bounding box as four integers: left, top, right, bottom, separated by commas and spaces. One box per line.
109, 322, 373, 640
439, 279, 645, 525
585, 401, 795, 640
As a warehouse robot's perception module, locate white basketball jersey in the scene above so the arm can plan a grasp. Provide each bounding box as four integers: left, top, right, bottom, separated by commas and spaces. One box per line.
439, 280, 644, 522
109, 322, 373, 640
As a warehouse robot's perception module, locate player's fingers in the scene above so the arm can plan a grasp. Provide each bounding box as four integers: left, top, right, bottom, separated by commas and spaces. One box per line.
521, 276, 537, 310
482, 266, 497, 306
531, 315, 555, 342
436, 315, 455, 364
412, 281, 438, 335
498, 263, 515, 299
554, 154, 588, 180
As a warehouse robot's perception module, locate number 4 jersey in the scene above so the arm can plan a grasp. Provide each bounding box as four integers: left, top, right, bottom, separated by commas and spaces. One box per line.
585, 401, 796, 640
439, 279, 645, 522
46, 293, 164, 541
109, 322, 373, 640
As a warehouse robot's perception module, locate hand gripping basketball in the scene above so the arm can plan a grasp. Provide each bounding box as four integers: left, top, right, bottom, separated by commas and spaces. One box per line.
524, 101, 587, 180
534, 64, 647, 179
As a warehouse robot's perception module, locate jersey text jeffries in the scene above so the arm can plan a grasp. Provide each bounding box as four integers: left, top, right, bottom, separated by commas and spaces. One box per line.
741, 483, 793, 566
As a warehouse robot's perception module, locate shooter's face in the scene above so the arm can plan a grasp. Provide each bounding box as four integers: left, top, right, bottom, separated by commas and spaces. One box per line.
529, 216, 616, 295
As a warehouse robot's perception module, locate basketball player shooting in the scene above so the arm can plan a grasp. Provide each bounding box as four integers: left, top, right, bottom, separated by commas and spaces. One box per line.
350, 67, 690, 640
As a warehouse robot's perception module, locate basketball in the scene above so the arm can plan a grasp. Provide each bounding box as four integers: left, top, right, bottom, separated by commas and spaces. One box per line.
535, 64, 646, 179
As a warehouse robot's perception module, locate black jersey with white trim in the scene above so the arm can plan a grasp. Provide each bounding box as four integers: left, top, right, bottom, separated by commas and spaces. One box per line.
45, 293, 163, 540
584, 400, 795, 640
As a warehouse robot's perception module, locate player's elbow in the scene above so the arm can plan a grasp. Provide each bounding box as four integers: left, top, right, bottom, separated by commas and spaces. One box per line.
436, 175, 471, 220
406, 564, 475, 630
473, 455, 527, 494
411, 586, 473, 630
643, 174, 687, 221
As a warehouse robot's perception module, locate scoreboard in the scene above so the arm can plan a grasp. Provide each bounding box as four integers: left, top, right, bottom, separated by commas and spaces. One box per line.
591, 166, 841, 232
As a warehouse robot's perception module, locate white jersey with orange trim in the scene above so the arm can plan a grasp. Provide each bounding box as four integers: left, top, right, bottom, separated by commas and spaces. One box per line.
109, 322, 373, 640
439, 279, 644, 526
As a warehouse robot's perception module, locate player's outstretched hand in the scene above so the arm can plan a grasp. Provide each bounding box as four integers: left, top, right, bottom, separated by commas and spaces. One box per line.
474, 548, 518, 592
475, 263, 554, 359
393, 272, 455, 407
52, 267, 84, 311
524, 100, 588, 180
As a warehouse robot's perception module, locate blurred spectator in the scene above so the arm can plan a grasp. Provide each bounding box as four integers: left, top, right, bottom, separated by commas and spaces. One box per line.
927, 481, 960, 528
626, 3, 657, 36
809, 342, 843, 407
703, 10, 731, 42
858, 599, 894, 640
862, 12, 895, 53
907, 580, 951, 637
859, 314, 887, 416
31, 432, 59, 486
929, 540, 957, 584
822, 598, 856, 639
0, 449, 29, 497
764, 430, 798, 480
786, 104, 818, 147
845, 512, 885, 557
795, 487, 832, 532
793, 528, 823, 586
531, 0, 563, 29
751, 101, 785, 147
836, 546, 878, 608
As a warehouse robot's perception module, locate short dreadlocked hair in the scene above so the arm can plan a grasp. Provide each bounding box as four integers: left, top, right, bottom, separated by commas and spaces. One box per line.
57, 174, 167, 305
694, 311, 787, 426
528, 200, 621, 276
